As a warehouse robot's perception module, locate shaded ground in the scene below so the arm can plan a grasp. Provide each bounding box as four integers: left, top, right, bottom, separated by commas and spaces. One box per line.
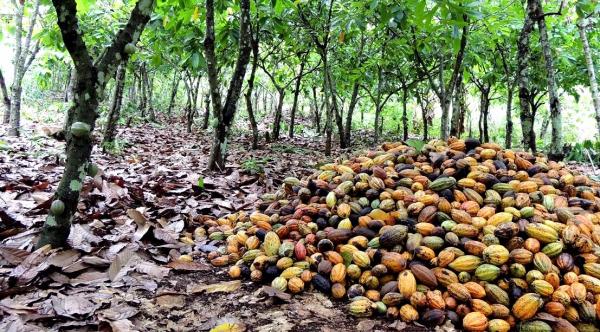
0, 120, 429, 331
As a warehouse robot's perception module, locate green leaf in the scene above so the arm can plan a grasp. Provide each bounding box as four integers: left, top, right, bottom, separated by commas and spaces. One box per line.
76, 0, 97, 14
405, 138, 426, 151
197, 177, 204, 190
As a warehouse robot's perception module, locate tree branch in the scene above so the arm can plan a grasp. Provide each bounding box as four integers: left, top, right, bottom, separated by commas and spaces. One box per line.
97, 0, 156, 83
24, 40, 40, 72
536, 0, 564, 19
51, 0, 94, 75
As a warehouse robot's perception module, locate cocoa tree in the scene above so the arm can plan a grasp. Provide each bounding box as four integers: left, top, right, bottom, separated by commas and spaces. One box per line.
205, 0, 252, 171
6, 0, 42, 135
37, 0, 155, 248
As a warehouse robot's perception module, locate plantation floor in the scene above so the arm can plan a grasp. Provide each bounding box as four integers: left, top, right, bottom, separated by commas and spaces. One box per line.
0, 120, 443, 331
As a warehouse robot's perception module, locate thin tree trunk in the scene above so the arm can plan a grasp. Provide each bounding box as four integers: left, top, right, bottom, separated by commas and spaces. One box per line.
146, 72, 156, 122
344, 81, 360, 145
103, 60, 128, 145
166, 71, 180, 117
312, 86, 321, 132
0, 69, 10, 124
326, 67, 345, 148
416, 89, 428, 141
8, 0, 41, 136
534, 0, 562, 159
505, 86, 514, 148
516, 0, 536, 152
245, 24, 260, 149
272, 88, 284, 140
540, 114, 550, 141
205, 0, 251, 171
139, 65, 147, 118
578, 20, 600, 138
289, 58, 306, 138
202, 94, 210, 129
373, 67, 383, 143
401, 85, 409, 141
481, 88, 490, 142
440, 17, 469, 140
322, 55, 333, 156
450, 70, 464, 138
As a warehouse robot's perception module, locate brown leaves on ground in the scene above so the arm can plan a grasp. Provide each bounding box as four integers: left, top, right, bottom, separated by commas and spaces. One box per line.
0, 121, 366, 331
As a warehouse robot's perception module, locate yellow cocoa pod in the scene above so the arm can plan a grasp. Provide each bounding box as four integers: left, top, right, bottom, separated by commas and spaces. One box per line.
512, 293, 543, 320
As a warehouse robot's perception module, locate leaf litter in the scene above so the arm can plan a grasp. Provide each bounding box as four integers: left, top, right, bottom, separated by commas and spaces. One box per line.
0, 122, 380, 331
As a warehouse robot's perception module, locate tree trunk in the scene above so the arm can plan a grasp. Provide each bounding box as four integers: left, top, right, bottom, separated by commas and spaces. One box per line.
401, 86, 409, 141
186, 77, 200, 133
0, 69, 10, 124
103, 60, 128, 146
38, 0, 154, 248
578, 20, 600, 138
540, 115, 550, 141
322, 54, 333, 156
166, 71, 180, 117
8, 0, 42, 134
516, 0, 536, 152
245, 28, 260, 149
505, 85, 514, 148
146, 71, 156, 122
326, 67, 345, 148
312, 86, 321, 132
416, 90, 428, 141
450, 70, 464, 138
344, 81, 360, 145
139, 65, 147, 119
289, 58, 305, 138
478, 88, 490, 143
202, 94, 210, 129
205, 0, 251, 171
534, 0, 562, 159
440, 17, 469, 140
272, 88, 284, 140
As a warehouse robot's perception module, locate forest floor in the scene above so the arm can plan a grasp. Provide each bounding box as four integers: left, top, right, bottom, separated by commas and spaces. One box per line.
0, 120, 446, 332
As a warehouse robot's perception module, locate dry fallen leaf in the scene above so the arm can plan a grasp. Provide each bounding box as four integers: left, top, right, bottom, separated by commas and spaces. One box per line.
166, 260, 210, 271
186, 280, 241, 294
155, 294, 185, 309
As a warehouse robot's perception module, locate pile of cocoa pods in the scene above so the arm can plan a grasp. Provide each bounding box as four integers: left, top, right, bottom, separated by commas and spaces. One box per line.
198, 138, 600, 331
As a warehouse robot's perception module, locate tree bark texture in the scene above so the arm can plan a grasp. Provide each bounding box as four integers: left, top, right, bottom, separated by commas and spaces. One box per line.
8, 0, 41, 136
534, 0, 563, 159
0, 69, 10, 124
205, 0, 251, 171
37, 0, 155, 248
578, 20, 600, 138
289, 56, 306, 138
516, 0, 536, 152
103, 60, 128, 145
244, 21, 260, 148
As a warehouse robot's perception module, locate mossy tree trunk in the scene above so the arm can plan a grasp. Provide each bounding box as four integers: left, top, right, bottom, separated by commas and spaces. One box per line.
516, 0, 536, 152
205, 0, 251, 171
37, 0, 155, 248
534, 0, 563, 159
578, 20, 600, 138
450, 69, 465, 138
